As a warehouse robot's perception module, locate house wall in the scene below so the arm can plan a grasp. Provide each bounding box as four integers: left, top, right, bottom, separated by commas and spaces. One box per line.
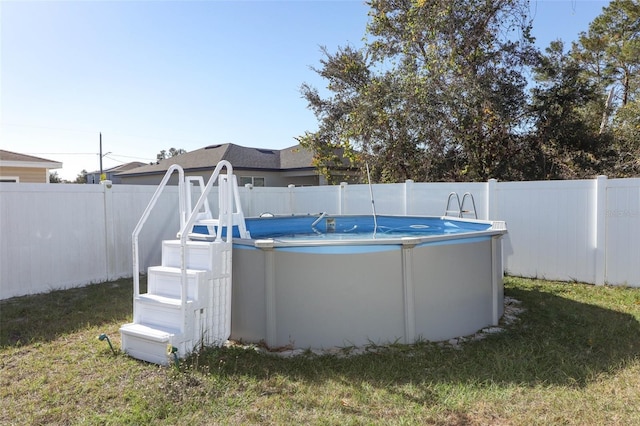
113, 174, 171, 185
235, 169, 319, 187
117, 169, 321, 187
1, 176, 638, 299
0, 166, 48, 183
86, 170, 128, 184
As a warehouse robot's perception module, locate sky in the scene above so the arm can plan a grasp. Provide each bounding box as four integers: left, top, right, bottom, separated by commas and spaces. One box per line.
1, 0, 611, 181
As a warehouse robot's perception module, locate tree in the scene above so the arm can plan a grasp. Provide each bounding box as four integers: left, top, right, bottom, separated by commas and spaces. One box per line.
49, 171, 62, 183
611, 100, 640, 176
298, 45, 429, 183
529, 40, 612, 179
299, 0, 538, 183
573, 0, 640, 114
156, 148, 187, 161
74, 170, 87, 184
569, 0, 640, 176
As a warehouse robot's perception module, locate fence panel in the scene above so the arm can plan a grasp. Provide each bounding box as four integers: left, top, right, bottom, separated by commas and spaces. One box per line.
288, 185, 340, 216
408, 182, 488, 217
495, 180, 597, 283
1, 184, 107, 298
605, 178, 640, 286
2, 177, 639, 299
110, 184, 180, 279
237, 187, 292, 217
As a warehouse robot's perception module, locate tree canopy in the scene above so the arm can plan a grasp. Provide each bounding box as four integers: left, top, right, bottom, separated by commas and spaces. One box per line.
156, 148, 187, 162
299, 0, 640, 182
49, 171, 62, 183
74, 170, 87, 184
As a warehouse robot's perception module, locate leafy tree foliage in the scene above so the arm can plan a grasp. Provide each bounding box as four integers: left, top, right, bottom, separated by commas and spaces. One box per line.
610, 100, 640, 176
156, 148, 187, 161
74, 170, 87, 184
49, 171, 62, 183
573, 0, 639, 109
565, 0, 640, 177
529, 41, 614, 179
299, 0, 537, 183
365, 0, 537, 180
300, 0, 639, 182
527, 0, 639, 179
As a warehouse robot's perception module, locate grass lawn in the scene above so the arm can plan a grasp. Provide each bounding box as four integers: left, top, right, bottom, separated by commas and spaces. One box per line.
2, 276, 640, 425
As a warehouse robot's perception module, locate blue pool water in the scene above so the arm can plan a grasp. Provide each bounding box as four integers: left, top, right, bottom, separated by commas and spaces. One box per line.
239, 215, 492, 240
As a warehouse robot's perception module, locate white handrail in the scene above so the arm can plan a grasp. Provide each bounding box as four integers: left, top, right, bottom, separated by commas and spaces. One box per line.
131, 160, 235, 336
132, 165, 185, 314
178, 160, 234, 242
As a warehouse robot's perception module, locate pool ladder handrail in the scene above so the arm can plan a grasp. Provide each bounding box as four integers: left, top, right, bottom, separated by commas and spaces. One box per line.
445, 192, 478, 219
185, 173, 250, 241
311, 212, 327, 234
132, 164, 186, 302
131, 161, 248, 333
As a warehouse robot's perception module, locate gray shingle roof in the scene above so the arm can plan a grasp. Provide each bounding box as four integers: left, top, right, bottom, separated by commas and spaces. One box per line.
280, 145, 315, 169
116, 143, 315, 176
87, 161, 147, 175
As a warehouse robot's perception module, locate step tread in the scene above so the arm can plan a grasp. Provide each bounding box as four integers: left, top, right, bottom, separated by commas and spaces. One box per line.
148, 265, 207, 275
187, 233, 216, 241
163, 239, 224, 246
119, 322, 181, 341
196, 214, 243, 224
138, 293, 194, 306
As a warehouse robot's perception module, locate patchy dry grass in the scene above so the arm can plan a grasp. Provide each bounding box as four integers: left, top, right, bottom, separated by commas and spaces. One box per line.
2, 277, 640, 425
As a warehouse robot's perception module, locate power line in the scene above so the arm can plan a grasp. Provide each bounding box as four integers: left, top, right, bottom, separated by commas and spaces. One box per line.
106, 153, 156, 162
21, 152, 96, 155
20, 152, 155, 162
2, 122, 209, 146
1, 123, 96, 134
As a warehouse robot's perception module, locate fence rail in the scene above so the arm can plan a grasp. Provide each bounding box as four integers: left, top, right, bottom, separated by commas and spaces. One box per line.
1, 176, 638, 299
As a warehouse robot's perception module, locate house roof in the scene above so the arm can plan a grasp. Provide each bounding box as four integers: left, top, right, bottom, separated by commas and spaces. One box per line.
87, 161, 147, 175
116, 143, 316, 177
0, 150, 63, 169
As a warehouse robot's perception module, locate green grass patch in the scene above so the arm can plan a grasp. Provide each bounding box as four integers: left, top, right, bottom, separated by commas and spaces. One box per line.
2, 276, 640, 424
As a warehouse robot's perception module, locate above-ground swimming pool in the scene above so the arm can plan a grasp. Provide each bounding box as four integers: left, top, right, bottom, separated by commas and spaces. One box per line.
229, 214, 507, 349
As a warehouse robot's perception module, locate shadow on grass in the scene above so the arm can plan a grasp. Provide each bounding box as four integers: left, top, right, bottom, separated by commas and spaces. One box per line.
189, 283, 640, 390
0, 277, 143, 347
3, 277, 639, 391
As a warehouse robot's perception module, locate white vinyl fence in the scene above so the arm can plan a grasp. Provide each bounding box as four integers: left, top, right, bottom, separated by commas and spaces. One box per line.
1, 176, 638, 299
0, 182, 180, 299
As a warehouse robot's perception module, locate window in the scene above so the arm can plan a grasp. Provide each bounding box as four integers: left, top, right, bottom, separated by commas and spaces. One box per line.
239, 176, 265, 187
0, 176, 19, 183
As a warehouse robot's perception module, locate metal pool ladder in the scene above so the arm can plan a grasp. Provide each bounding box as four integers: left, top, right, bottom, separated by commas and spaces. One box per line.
445, 192, 478, 219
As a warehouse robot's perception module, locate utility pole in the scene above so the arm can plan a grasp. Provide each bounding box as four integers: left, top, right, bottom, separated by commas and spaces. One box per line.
99, 132, 103, 180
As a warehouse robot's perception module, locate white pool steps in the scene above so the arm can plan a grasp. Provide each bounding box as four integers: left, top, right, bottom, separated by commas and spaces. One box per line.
120, 161, 245, 366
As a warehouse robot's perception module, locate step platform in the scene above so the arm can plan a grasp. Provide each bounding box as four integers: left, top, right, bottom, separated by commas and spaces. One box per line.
119, 323, 182, 366
123, 243, 232, 365
147, 266, 208, 300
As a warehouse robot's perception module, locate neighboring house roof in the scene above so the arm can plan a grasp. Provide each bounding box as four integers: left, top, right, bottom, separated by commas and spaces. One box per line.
116, 143, 317, 177
0, 150, 63, 169
87, 161, 147, 175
